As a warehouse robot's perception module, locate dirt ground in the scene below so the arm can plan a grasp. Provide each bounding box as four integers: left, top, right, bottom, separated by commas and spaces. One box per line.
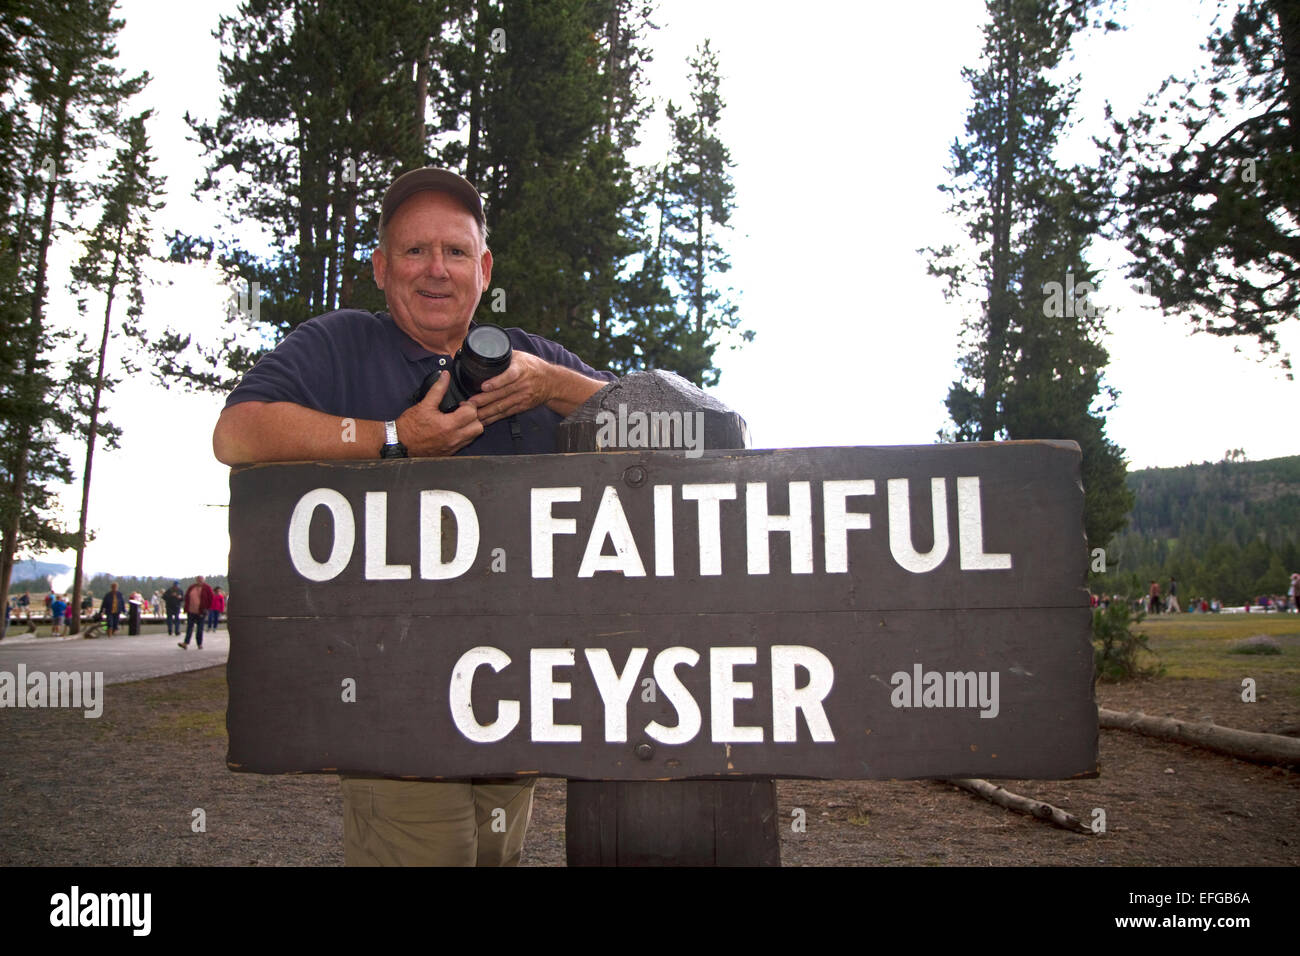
0, 665, 1295, 867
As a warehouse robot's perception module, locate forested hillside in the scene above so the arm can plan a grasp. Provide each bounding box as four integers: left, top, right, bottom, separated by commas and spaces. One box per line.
1094, 455, 1300, 604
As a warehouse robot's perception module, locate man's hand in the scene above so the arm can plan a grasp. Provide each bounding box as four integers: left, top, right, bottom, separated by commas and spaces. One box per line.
396, 370, 484, 456
467, 351, 556, 426
469, 351, 609, 425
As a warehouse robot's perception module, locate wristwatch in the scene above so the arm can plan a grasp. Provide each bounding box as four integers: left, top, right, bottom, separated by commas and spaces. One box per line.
380, 420, 407, 459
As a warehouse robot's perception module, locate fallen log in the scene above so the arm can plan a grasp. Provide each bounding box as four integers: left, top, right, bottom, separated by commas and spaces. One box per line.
942, 778, 1090, 833
1099, 708, 1300, 768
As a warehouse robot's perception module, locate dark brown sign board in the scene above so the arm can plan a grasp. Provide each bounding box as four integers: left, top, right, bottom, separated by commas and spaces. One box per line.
226, 442, 1096, 781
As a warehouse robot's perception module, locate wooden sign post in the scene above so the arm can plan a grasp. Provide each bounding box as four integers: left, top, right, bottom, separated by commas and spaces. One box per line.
558, 371, 779, 866
225, 407, 1097, 858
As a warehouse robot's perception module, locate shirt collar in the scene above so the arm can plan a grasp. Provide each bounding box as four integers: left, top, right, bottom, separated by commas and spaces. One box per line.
383, 311, 474, 363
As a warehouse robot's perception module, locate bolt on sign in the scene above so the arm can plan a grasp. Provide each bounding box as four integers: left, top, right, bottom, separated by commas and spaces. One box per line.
226, 442, 1096, 781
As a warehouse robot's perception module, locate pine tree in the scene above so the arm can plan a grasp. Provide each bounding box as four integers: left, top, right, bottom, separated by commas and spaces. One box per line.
652, 40, 746, 387
0, 0, 147, 636
64, 112, 164, 633
154, 0, 453, 391
158, 0, 750, 393
471, 0, 637, 371
1103, 0, 1300, 374
924, 0, 1133, 551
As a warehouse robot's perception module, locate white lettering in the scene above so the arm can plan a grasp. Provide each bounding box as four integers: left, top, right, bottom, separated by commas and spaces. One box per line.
287, 488, 354, 581
887, 477, 949, 573
531, 486, 581, 578
365, 492, 411, 580
710, 647, 763, 743
577, 485, 646, 577
746, 482, 813, 574
770, 646, 836, 742
419, 490, 480, 579
644, 647, 702, 745
957, 476, 1012, 569
680, 483, 736, 575
530, 648, 581, 742
584, 648, 649, 742
449, 647, 519, 742
822, 479, 875, 573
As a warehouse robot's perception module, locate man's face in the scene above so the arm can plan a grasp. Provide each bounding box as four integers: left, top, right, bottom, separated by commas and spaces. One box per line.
372, 190, 492, 354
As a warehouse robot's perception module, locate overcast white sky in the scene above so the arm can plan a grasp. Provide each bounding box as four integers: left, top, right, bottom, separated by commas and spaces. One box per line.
30, 0, 1300, 579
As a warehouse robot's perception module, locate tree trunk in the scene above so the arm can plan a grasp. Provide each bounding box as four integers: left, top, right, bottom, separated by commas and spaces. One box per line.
0, 87, 70, 632
466, 0, 487, 184
978, 2, 1021, 443
70, 229, 125, 635
413, 36, 430, 160
325, 165, 339, 312
1099, 708, 1300, 767
603, 0, 621, 143
341, 161, 357, 307
1275, 0, 1300, 150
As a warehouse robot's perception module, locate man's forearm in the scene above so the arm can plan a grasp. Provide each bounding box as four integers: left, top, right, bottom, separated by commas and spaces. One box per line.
213, 401, 385, 465
544, 365, 610, 419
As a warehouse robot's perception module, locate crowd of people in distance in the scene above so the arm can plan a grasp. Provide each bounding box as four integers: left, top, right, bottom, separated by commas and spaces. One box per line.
3, 577, 228, 639
1089, 571, 1300, 615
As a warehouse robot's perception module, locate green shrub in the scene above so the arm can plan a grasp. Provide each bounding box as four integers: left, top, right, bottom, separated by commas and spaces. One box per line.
1229, 635, 1283, 655
1093, 602, 1160, 680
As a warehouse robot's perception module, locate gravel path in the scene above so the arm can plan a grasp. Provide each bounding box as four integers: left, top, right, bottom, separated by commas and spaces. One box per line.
1, 665, 1296, 866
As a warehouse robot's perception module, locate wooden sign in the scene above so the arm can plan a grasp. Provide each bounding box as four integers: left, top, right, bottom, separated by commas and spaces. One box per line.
226, 442, 1096, 781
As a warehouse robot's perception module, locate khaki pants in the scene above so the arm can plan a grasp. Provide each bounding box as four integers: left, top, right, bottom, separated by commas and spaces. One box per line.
341, 777, 535, 867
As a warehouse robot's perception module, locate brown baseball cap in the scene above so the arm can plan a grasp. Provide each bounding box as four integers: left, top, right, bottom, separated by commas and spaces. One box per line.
380, 167, 485, 233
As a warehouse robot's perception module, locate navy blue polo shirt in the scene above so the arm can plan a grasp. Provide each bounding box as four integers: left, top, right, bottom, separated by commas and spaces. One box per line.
224, 310, 616, 455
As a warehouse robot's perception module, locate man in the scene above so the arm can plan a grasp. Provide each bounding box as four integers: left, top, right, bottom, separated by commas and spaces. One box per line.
212, 167, 615, 867
179, 575, 214, 649
50, 594, 67, 637
101, 582, 126, 637
163, 581, 183, 635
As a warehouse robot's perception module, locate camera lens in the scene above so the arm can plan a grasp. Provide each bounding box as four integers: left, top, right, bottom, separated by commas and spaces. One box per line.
465, 325, 510, 361
455, 324, 512, 393
410, 325, 514, 412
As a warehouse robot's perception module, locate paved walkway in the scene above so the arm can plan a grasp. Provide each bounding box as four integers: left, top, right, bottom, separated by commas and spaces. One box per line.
0, 626, 228, 685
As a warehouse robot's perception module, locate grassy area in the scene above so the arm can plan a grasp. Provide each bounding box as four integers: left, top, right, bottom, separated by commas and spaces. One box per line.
1136, 614, 1300, 687
85, 668, 229, 743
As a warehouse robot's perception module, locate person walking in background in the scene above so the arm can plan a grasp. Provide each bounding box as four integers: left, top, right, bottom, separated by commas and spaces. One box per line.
101, 583, 126, 637
1290, 572, 1299, 613
50, 594, 67, 636
1148, 580, 1162, 615
1166, 577, 1181, 614
179, 575, 214, 649
163, 581, 183, 635
208, 586, 226, 631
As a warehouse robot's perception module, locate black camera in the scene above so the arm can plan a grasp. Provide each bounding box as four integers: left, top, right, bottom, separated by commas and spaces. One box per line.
411, 324, 513, 412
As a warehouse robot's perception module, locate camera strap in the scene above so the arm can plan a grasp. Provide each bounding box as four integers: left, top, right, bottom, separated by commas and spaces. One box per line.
509, 416, 523, 453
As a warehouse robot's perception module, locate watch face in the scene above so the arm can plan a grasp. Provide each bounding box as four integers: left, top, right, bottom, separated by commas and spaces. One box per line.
380, 442, 407, 459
